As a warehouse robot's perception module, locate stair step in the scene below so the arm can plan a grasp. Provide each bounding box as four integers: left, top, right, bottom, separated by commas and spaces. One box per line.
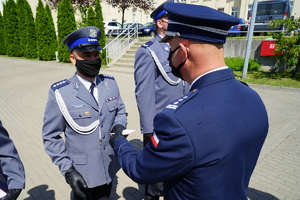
113, 62, 134, 68
123, 54, 135, 59
118, 58, 135, 64
126, 50, 137, 54
109, 38, 152, 69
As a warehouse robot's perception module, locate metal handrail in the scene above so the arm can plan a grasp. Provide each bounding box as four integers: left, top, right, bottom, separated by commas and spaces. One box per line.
103, 23, 139, 66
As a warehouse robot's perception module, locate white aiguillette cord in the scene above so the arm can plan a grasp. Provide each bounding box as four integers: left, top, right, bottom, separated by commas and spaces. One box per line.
147, 47, 182, 86
55, 89, 99, 134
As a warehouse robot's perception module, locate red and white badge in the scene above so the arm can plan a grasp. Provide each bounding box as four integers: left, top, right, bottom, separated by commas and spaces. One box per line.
151, 132, 159, 148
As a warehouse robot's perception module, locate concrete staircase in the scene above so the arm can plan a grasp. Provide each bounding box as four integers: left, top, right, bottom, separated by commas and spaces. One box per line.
111, 38, 149, 68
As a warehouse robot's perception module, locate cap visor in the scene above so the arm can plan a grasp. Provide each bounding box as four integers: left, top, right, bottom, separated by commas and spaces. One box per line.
75, 45, 103, 52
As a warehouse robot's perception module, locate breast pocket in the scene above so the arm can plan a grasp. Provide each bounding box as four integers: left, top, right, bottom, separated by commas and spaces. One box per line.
106, 99, 118, 112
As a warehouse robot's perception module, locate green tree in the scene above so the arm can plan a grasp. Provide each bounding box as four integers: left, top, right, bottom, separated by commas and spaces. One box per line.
2, 3, 7, 55
45, 4, 57, 60
86, 6, 96, 26
0, 12, 5, 55
57, 0, 76, 62
94, 0, 106, 64
36, 0, 47, 60
17, 0, 27, 56
270, 18, 300, 77
17, 0, 37, 58
36, 0, 43, 58
36, 1, 56, 60
77, 6, 88, 27
4, 0, 20, 57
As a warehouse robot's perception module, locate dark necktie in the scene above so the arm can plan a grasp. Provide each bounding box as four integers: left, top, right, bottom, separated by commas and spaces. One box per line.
90, 83, 97, 104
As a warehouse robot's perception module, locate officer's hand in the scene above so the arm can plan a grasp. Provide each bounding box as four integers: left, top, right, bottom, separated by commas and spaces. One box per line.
65, 166, 87, 199
0, 189, 22, 200
109, 124, 126, 148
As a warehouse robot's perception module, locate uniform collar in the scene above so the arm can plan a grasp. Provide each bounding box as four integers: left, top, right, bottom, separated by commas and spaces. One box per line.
190, 66, 228, 89
76, 73, 97, 90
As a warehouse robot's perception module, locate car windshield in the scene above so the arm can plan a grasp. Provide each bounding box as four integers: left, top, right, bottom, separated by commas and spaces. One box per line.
123, 24, 132, 28
257, 3, 286, 15
141, 22, 154, 28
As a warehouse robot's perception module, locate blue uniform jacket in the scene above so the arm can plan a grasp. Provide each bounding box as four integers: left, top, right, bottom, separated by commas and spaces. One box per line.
134, 34, 188, 134
0, 121, 25, 192
114, 68, 268, 199
42, 74, 127, 188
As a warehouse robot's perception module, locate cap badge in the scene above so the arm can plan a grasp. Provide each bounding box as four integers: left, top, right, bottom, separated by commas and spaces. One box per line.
89, 28, 97, 38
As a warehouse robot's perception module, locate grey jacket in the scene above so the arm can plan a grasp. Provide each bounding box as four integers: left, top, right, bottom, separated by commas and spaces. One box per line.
42, 74, 127, 188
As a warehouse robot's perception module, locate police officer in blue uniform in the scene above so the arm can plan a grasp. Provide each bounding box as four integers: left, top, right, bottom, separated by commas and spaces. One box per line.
0, 121, 25, 200
42, 26, 127, 200
134, 2, 188, 199
110, 3, 269, 199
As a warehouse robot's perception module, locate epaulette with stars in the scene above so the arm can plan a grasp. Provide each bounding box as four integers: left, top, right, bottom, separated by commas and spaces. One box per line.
98, 74, 115, 80
164, 89, 199, 114
141, 40, 154, 49
51, 79, 70, 91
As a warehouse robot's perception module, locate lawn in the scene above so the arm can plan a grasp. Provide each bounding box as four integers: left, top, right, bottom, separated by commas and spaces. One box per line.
234, 70, 300, 89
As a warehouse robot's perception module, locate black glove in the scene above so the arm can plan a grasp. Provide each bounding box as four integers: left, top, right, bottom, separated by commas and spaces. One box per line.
0, 189, 22, 200
109, 124, 126, 148
65, 166, 87, 199
143, 133, 154, 147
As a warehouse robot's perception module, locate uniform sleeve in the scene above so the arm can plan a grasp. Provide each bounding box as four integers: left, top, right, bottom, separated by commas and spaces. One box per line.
114, 112, 194, 184
111, 81, 128, 128
42, 88, 72, 175
134, 46, 157, 133
0, 122, 25, 189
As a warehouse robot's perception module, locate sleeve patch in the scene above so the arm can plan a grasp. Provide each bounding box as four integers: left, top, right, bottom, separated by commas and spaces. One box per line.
51, 79, 70, 91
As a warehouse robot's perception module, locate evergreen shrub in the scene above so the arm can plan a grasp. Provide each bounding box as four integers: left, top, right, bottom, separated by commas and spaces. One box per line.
225, 57, 261, 71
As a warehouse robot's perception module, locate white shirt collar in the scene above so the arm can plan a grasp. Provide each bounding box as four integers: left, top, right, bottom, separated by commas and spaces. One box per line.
190, 66, 228, 88
76, 74, 97, 90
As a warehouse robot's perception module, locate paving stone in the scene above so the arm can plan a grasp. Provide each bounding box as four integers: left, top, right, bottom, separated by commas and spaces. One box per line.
0, 57, 299, 200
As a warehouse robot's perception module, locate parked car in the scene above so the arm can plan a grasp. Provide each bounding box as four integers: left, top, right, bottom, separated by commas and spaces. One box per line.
110, 23, 143, 36
103, 21, 122, 36
138, 22, 156, 37
123, 23, 143, 29
228, 18, 248, 36
249, 0, 292, 34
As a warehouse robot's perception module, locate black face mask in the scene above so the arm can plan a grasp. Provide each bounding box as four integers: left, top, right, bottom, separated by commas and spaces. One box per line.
75, 58, 101, 78
168, 46, 186, 79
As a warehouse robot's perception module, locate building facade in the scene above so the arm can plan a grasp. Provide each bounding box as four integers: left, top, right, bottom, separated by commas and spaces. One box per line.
100, 0, 299, 25
1, 0, 299, 30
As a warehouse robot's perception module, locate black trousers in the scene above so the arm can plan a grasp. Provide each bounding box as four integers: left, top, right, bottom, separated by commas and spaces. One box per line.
143, 133, 164, 200
71, 182, 112, 200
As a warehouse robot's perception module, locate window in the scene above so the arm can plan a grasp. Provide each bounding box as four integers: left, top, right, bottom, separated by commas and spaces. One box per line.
218, 8, 224, 12
248, 5, 252, 20
231, 7, 239, 17
132, 8, 137, 23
